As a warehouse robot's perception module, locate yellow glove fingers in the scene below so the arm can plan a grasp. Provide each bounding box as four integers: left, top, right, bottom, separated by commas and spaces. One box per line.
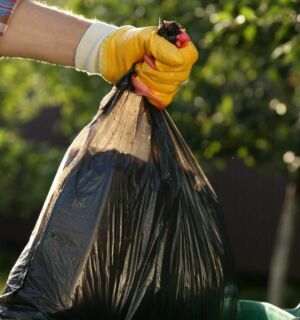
149, 61, 191, 74
148, 33, 185, 66
154, 42, 199, 72
135, 63, 179, 94
136, 62, 190, 84
132, 74, 178, 109
179, 41, 199, 65
134, 37, 198, 109
147, 86, 180, 108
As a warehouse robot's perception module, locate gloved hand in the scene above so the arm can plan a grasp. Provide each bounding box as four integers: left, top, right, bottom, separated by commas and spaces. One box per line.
133, 39, 198, 109
75, 22, 198, 109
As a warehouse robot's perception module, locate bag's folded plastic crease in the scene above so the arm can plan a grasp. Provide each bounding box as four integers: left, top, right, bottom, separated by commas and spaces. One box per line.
0, 75, 238, 319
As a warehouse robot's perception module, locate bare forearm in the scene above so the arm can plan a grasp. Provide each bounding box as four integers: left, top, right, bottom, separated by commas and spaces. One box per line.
0, 0, 91, 66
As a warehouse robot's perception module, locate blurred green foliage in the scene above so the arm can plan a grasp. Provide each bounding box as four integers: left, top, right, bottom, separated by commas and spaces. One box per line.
0, 0, 300, 218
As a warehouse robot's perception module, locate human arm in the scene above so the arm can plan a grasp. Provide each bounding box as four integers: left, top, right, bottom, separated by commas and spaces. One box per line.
0, 0, 198, 109
0, 0, 90, 66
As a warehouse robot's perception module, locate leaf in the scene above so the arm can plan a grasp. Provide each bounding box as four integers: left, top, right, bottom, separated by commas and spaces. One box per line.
240, 6, 256, 20
243, 24, 257, 42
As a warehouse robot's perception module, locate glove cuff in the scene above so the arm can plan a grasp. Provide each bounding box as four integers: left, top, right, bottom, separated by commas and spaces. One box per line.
75, 21, 118, 75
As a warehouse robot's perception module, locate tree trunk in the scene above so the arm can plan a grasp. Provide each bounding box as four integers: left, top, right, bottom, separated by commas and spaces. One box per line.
267, 170, 300, 306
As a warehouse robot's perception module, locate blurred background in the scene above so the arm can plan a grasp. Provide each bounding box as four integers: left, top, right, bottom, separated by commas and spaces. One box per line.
0, 0, 300, 309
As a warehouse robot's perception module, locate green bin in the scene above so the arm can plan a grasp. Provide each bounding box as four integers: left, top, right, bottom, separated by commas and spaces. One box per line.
239, 300, 300, 319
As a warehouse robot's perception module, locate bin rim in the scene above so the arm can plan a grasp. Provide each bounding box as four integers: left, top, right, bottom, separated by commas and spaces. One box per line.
286, 303, 300, 317
239, 299, 300, 319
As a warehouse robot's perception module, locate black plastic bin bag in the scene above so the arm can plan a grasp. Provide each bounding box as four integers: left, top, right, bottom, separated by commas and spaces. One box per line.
0, 74, 238, 319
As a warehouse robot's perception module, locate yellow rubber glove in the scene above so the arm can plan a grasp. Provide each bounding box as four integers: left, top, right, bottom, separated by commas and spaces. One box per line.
99, 26, 198, 108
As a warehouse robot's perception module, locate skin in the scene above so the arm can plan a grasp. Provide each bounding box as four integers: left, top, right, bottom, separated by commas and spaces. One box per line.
0, 0, 91, 66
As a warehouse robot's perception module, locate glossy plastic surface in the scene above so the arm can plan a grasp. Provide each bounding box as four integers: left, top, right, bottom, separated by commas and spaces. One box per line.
0, 76, 237, 319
